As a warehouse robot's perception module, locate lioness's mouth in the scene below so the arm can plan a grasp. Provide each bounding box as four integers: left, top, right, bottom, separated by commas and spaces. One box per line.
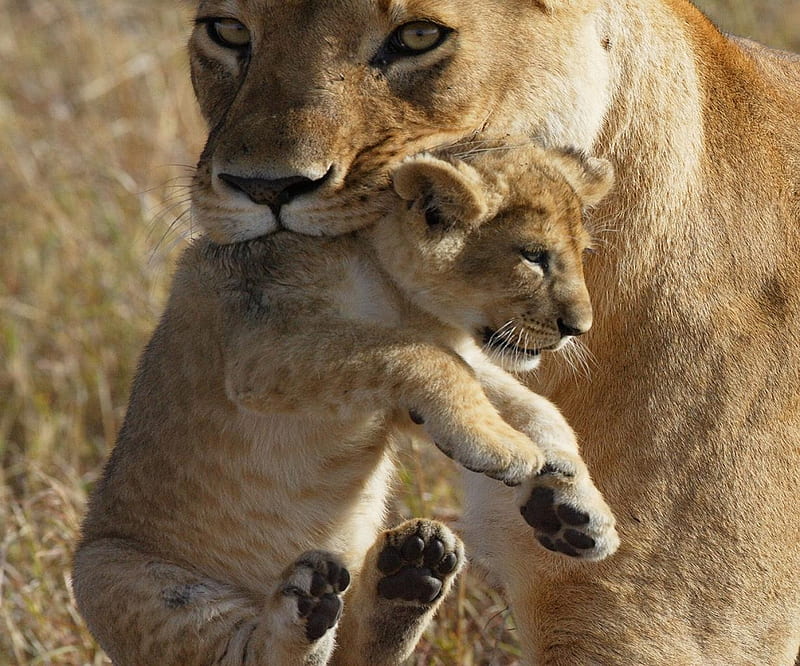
481, 327, 541, 358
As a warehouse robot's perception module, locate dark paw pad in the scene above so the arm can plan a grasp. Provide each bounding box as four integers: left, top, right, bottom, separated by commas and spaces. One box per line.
377, 567, 442, 604
521, 487, 561, 534
521, 486, 596, 560
376, 530, 460, 604
283, 553, 350, 642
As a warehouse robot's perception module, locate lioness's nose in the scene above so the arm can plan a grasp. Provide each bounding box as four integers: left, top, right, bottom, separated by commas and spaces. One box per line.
557, 317, 591, 338
218, 171, 329, 211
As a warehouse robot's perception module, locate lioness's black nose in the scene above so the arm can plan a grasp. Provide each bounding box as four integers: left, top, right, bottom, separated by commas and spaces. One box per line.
557, 318, 589, 338
218, 171, 328, 210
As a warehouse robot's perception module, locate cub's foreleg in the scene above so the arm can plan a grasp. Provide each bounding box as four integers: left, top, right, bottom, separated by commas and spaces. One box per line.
72, 539, 349, 665
331, 519, 465, 665
224, 320, 544, 486
468, 359, 619, 561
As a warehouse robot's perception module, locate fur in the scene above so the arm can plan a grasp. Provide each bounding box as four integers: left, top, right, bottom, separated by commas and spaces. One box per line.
182, 1, 800, 662
74, 147, 618, 663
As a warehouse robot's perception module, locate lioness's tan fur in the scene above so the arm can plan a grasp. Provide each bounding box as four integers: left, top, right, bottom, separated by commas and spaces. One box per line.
177, 1, 800, 662
74, 148, 618, 663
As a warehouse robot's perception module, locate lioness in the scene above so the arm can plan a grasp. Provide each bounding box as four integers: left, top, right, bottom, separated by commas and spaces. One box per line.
73, 147, 618, 664
183, 1, 800, 662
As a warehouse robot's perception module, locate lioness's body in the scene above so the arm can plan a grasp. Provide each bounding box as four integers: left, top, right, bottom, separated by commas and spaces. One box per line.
466, 6, 800, 663
178, 0, 800, 661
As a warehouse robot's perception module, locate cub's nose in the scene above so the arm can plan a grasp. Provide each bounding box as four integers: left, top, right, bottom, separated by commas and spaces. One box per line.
557, 317, 591, 338
218, 170, 329, 213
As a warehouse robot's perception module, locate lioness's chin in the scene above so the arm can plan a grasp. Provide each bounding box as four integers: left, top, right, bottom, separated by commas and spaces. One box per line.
193, 203, 280, 244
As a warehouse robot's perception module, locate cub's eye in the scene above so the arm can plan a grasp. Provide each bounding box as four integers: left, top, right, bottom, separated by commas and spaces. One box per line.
521, 248, 549, 271
205, 19, 251, 50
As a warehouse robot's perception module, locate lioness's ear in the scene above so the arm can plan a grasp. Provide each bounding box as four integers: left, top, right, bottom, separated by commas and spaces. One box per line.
549, 149, 615, 208
392, 155, 488, 226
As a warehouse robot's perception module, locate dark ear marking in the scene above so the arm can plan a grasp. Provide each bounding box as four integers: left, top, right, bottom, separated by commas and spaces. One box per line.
425, 205, 444, 227
421, 194, 445, 227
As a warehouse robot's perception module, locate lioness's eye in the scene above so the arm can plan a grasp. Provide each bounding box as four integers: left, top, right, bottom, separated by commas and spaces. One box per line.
395, 21, 445, 52
372, 20, 451, 67
205, 19, 251, 50
521, 248, 549, 271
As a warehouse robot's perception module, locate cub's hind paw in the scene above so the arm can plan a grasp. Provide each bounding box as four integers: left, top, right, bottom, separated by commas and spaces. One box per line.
376, 520, 464, 604
281, 551, 350, 641
519, 462, 619, 561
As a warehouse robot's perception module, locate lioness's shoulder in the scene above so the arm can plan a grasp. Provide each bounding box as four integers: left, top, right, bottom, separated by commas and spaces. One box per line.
733, 37, 800, 102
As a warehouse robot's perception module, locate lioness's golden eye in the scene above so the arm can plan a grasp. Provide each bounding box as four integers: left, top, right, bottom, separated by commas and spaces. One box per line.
379, 20, 450, 62
206, 19, 251, 50
396, 21, 444, 52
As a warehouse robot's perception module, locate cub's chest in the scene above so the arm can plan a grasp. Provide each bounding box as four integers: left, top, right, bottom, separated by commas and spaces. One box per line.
330, 255, 405, 326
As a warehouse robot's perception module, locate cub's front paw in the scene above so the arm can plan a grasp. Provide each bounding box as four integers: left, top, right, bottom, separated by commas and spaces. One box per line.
518, 461, 619, 561
376, 520, 464, 604
281, 551, 350, 641
419, 412, 544, 487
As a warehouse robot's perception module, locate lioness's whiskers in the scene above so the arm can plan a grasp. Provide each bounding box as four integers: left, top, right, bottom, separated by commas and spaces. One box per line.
450, 142, 534, 160
149, 207, 195, 264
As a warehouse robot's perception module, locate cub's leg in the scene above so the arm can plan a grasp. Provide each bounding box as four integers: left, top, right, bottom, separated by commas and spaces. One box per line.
73, 539, 349, 665
225, 319, 545, 486
332, 519, 465, 665
470, 358, 619, 561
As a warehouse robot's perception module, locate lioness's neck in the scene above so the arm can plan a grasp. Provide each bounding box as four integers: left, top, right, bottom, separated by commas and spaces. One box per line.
585, 0, 798, 302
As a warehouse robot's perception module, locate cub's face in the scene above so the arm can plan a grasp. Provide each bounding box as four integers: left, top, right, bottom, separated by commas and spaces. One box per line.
376, 147, 614, 372
187, 0, 611, 243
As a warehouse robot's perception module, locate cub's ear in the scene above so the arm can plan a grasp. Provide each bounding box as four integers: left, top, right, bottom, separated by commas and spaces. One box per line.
392, 155, 488, 227
549, 149, 615, 208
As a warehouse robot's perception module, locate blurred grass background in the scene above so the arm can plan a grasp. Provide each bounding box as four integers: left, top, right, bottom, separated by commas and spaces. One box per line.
1, 1, 798, 663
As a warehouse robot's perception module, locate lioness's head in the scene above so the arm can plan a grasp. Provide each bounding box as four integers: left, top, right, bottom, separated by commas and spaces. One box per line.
188, 1, 611, 243
374, 145, 613, 372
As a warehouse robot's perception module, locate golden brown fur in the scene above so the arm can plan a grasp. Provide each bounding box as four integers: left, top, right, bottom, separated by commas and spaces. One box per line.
73, 147, 618, 664
178, 0, 800, 662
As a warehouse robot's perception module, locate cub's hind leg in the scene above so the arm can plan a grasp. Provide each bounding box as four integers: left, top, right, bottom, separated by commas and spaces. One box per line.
332, 519, 465, 665
73, 538, 349, 665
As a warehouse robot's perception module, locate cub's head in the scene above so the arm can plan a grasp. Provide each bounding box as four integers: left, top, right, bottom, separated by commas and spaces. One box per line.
187, 1, 611, 243
375, 145, 613, 372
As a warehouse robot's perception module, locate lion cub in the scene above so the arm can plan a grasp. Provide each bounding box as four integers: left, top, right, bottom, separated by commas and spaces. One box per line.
74, 145, 617, 665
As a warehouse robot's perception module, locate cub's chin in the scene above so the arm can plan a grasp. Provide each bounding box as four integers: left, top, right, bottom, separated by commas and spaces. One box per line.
479, 327, 544, 373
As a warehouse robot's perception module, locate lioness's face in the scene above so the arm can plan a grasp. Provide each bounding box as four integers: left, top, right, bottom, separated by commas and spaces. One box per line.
188, 0, 610, 243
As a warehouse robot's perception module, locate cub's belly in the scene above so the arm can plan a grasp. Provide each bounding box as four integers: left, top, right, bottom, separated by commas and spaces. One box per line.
159, 413, 397, 592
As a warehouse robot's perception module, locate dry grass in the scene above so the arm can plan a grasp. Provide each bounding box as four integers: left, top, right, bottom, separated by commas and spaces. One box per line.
1, 1, 797, 664
696, 0, 800, 51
